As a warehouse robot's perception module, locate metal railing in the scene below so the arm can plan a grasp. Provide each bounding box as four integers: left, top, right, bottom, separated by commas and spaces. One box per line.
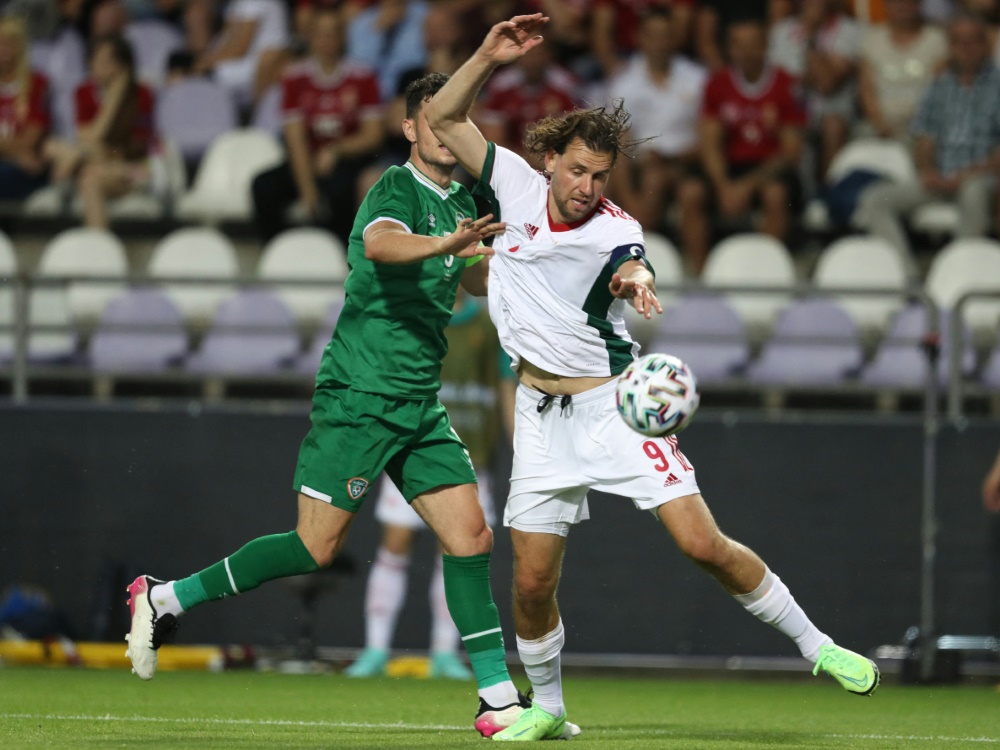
947, 289, 1000, 422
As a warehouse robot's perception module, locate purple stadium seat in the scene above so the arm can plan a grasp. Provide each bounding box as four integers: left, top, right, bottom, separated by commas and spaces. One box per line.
90, 289, 188, 373
861, 306, 975, 388
296, 299, 345, 376
187, 289, 300, 375
746, 299, 863, 386
156, 79, 238, 162
251, 84, 282, 137
125, 20, 183, 87
646, 295, 749, 384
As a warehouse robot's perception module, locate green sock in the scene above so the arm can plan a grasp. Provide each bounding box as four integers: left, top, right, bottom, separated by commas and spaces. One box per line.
442, 552, 512, 690
174, 531, 319, 611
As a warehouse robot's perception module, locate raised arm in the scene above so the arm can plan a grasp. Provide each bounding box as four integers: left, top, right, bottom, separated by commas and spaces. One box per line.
425, 13, 549, 179
364, 216, 501, 265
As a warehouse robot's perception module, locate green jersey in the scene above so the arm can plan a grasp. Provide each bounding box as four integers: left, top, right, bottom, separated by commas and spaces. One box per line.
318, 161, 478, 399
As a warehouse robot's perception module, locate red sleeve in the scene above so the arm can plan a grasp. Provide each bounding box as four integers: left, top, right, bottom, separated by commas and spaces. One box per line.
75, 82, 97, 127
26, 73, 50, 131
777, 71, 807, 128
281, 73, 301, 119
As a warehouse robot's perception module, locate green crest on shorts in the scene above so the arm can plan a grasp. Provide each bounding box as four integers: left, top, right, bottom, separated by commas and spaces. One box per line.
347, 477, 369, 500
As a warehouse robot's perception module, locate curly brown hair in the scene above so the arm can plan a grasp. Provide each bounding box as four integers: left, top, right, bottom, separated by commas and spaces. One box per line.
523, 99, 646, 166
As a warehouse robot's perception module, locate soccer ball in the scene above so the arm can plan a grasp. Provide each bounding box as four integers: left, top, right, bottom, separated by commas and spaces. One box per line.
615, 353, 700, 437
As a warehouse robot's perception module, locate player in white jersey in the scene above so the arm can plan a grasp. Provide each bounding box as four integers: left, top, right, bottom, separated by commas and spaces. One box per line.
426, 13, 879, 742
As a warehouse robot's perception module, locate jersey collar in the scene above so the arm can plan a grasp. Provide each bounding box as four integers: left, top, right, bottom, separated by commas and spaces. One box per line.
404, 161, 451, 199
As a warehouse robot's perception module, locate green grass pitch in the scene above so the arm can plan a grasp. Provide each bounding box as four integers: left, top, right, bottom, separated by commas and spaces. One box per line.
2, 666, 998, 748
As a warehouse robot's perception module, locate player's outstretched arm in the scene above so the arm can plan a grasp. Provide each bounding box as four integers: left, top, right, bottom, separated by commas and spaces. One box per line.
610, 260, 663, 320
425, 13, 549, 179
364, 216, 502, 265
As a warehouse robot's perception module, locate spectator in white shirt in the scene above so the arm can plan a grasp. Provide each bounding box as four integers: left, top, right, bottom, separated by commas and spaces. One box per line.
606, 6, 708, 231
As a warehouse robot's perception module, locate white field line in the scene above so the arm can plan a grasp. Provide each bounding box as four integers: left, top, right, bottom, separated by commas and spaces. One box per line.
2, 714, 998, 744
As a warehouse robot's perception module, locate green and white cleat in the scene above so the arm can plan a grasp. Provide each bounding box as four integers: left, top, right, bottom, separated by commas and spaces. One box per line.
343, 647, 388, 677
813, 643, 880, 696
429, 650, 474, 680
492, 705, 569, 741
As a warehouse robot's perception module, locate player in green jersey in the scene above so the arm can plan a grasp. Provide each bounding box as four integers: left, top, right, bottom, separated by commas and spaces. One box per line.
124, 73, 534, 738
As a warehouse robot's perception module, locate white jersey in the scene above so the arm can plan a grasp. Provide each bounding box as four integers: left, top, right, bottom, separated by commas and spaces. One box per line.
474, 143, 651, 378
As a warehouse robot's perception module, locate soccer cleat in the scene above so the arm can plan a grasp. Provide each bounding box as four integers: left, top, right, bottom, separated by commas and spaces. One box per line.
343, 647, 388, 677
474, 691, 532, 738
812, 643, 880, 696
125, 575, 179, 680
492, 704, 569, 741
429, 650, 474, 680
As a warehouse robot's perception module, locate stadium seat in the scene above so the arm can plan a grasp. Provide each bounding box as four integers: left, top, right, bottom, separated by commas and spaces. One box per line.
826, 138, 917, 185
37, 228, 129, 323
0, 231, 17, 358
258, 228, 348, 326
24, 287, 77, 362
644, 232, 684, 291
804, 139, 919, 233
746, 298, 863, 386
187, 289, 300, 375
646, 294, 749, 384
910, 202, 960, 237
148, 228, 239, 324
813, 236, 910, 333
702, 233, 796, 330
861, 306, 974, 388
90, 289, 188, 373
925, 238, 1000, 338
296, 299, 345, 376
156, 79, 239, 163
124, 20, 183, 88
22, 185, 67, 219
174, 129, 284, 223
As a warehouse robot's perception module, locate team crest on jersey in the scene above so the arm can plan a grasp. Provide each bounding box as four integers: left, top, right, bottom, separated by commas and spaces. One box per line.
347, 477, 369, 500
524, 223, 539, 239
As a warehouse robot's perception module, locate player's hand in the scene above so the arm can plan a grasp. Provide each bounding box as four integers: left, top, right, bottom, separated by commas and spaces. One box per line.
440, 215, 504, 258
478, 13, 549, 65
609, 273, 663, 319
983, 459, 1000, 513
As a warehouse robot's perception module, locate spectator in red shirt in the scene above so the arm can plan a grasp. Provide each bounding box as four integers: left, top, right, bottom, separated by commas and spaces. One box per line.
0, 17, 50, 201
678, 17, 806, 274
478, 39, 577, 167
44, 34, 156, 228
251, 6, 383, 244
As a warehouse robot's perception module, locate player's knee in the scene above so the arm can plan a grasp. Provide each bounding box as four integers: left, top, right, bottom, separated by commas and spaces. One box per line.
678, 179, 707, 210
513, 565, 558, 605
676, 527, 728, 567
761, 182, 787, 209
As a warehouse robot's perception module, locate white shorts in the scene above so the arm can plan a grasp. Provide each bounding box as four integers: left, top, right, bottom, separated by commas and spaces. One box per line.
504, 379, 700, 537
374, 470, 497, 530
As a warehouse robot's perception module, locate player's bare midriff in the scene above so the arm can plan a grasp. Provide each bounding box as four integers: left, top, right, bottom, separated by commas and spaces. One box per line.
518, 358, 616, 396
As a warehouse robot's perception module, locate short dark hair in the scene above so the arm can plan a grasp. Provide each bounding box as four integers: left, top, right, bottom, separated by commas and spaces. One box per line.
405, 72, 450, 119
524, 99, 646, 166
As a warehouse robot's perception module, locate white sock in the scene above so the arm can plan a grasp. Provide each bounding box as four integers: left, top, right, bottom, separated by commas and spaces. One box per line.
479, 681, 520, 707
150, 582, 183, 618
429, 553, 459, 654
364, 547, 410, 651
517, 620, 565, 717
734, 568, 833, 663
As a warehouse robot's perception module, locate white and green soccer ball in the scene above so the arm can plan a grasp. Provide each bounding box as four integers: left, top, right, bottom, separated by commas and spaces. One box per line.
615, 353, 700, 437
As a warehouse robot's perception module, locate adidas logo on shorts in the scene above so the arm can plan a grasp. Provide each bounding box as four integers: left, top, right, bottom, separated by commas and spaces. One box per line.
663, 473, 681, 487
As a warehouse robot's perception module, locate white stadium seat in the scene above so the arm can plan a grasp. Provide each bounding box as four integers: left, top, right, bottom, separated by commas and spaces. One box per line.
258, 228, 348, 326
148, 228, 239, 324
813, 236, 909, 333
925, 238, 1000, 338
702, 233, 796, 330
37, 228, 129, 323
175, 129, 284, 223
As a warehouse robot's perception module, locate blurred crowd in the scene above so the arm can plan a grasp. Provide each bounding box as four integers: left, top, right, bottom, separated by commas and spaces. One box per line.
1, 0, 1000, 276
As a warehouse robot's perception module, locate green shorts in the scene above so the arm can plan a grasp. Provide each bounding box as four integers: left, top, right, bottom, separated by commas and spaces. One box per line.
293, 384, 477, 513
